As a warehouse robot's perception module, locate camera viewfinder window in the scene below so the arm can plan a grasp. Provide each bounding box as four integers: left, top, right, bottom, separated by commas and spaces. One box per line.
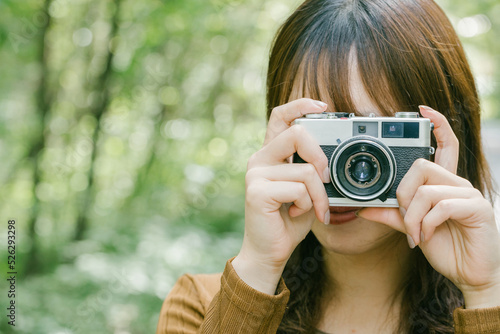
382, 123, 404, 138
382, 122, 420, 138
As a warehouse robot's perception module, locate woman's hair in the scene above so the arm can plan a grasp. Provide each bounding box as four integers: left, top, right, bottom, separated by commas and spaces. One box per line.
265, 0, 495, 333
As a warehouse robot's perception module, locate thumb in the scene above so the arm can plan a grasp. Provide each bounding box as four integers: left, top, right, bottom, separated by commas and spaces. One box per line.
357, 207, 407, 234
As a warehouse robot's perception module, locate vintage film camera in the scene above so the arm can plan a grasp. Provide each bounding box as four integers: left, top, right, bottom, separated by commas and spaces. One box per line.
293, 112, 435, 207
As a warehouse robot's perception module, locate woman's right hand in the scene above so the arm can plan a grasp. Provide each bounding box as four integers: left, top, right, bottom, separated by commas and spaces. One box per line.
232, 98, 330, 294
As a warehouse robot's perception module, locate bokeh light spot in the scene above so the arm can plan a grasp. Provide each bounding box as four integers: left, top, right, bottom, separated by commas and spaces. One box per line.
163, 119, 191, 140
457, 14, 491, 37
70, 173, 89, 192
104, 137, 125, 157
158, 86, 179, 105
73, 28, 93, 47
208, 138, 228, 156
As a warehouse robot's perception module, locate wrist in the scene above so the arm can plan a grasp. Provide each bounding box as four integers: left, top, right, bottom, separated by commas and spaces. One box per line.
232, 252, 286, 295
461, 281, 500, 309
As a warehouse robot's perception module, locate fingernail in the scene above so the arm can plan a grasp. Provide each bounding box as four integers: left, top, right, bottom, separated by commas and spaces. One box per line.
407, 234, 416, 249
324, 211, 330, 225
322, 167, 330, 183
418, 105, 435, 113
314, 100, 327, 108
399, 206, 406, 218
420, 231, 425, 243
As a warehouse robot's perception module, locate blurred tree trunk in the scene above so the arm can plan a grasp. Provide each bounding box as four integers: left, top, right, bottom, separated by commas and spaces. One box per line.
25, 0, 53, 276
73, 0, 122, 241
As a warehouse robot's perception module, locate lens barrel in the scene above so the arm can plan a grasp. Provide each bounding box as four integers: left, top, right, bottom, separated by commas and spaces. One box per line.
330, 136, 396, 201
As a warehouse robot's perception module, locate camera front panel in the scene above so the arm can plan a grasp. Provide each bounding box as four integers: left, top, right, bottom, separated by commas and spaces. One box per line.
293, 145, 431, 206
292, 113, 433, 207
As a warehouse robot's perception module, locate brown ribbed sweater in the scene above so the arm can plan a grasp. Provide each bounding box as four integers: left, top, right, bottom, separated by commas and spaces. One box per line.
156, 258, 500, 333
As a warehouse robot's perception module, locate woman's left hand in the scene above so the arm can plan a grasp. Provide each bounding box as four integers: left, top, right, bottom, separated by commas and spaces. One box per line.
358, 105, 500, 309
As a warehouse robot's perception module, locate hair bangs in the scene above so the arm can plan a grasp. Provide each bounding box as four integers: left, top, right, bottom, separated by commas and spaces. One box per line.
289, 6, 401, 117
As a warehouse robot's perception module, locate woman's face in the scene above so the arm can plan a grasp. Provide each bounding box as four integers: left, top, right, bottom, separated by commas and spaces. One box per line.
291, 58, 406, 256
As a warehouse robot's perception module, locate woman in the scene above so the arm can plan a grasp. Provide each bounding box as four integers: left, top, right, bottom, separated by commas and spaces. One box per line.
157, 0, 500, 333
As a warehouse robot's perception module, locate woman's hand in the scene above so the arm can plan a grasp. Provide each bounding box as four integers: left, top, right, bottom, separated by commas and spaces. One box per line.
232, 98, 330, 294
358, 105, 500, 309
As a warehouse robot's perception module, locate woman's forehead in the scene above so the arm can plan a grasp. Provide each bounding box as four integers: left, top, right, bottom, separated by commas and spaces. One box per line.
289, 51, 385, 117
348, 56, 383, 117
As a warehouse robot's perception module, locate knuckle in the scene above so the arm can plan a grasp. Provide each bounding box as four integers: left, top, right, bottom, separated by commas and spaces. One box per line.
460, 177, 473, 188
245, 167, 259, 184
270, 105, 282, 118
471, 188, 483, 198
297, 183, 308, 197
289, 124, 305, 137
292, 185, 310, 204
247, 152, 260, 169
300, 195, 313, 208
436, 199, 451, 211
415, 185, 432, 198
246, 181, 265, 204
303, 163, 317, 179
396, 186, 408, 202
479, 198, 493, 211
414, 186, 426, 199
395, 186, 403, 199
413, 158, 428, 170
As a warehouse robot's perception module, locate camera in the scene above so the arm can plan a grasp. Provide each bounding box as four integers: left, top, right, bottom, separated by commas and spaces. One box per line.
293, 112, 435, 207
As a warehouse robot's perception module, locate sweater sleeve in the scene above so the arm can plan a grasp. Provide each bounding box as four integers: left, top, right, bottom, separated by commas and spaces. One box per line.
156, 272, 205, 333
156, 258, 290, 334
453, 305, 500, 334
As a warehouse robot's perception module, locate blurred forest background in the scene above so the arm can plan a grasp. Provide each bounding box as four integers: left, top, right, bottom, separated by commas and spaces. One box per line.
0, 0, 499, 333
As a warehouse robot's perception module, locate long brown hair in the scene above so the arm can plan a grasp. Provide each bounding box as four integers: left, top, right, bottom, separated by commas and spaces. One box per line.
266, 0, 495, 333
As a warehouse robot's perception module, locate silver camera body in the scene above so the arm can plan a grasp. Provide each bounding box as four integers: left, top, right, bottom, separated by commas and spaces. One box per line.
293, 112, 434, 207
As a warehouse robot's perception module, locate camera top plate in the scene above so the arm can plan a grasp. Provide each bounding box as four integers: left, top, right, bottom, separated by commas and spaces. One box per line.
293, 112, 432, 147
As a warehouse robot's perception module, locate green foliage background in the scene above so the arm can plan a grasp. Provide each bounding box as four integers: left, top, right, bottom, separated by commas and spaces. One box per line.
0, 0, 498, 333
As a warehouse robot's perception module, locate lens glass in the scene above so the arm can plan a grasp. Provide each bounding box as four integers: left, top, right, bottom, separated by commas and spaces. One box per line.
351, 160, 372, 182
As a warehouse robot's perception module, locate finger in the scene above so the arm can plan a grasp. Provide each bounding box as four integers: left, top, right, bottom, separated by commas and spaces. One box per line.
357, 207, 420, 249
356, 207, 406, 234
420, 198, 492, 242
404, 185, 480, 244
264, 98, 327, 146
396, 159, 473, 212
263, 181, 314, 218
249, 124, 330, 183
248, 180, 312, 213
419, 105, 459, 174
288, 191, 313, 218
246, 164, 329, 220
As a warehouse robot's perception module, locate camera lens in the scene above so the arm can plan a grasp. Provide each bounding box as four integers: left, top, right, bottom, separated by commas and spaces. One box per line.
330, 136, 396, 201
